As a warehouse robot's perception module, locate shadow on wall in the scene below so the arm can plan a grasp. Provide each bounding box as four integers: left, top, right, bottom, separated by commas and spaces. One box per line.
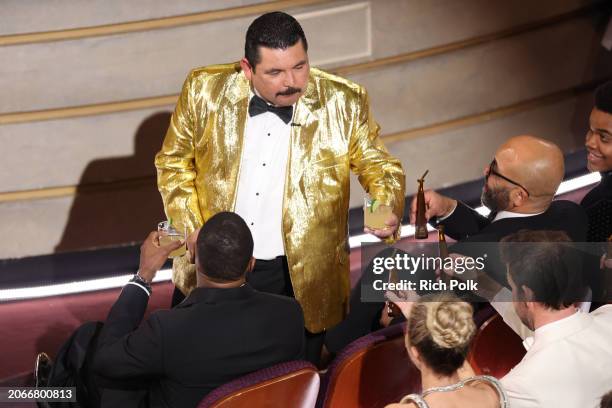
54, 112, 171, 253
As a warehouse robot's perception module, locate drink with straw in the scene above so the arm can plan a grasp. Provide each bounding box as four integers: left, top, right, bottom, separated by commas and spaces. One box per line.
158, 219, 186, 258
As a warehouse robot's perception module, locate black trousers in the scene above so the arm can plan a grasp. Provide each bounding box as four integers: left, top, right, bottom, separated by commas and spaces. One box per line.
247, 257, 324, 366
247, 256, 294, 297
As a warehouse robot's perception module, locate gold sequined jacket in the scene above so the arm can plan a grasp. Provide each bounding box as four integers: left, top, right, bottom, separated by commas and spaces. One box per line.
155, 62, 405, 333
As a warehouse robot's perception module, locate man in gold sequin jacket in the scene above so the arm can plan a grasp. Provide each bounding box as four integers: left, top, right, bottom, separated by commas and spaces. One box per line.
155, 12, 405, 335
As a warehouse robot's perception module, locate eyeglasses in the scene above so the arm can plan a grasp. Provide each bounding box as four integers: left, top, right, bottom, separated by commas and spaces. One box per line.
486, 159, 530, 197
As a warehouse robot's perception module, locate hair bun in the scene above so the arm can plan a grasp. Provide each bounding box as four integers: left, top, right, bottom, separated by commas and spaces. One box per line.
425, 300, 475, 349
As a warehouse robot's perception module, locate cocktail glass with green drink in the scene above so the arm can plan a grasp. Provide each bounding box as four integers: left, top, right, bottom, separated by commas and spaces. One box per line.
364, 196, 393, 230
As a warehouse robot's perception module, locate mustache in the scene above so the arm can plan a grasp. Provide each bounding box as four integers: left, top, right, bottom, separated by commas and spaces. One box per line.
277, 87, 301, 96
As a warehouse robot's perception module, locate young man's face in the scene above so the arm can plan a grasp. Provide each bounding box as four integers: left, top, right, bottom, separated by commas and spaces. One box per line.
585, 108, 612, 172
241, 39, 309, 107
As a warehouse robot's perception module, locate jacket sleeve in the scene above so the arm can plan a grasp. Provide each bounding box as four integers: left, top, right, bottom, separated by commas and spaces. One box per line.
93, 285, 164, 379
154, 70, 205, 234
440, 201, 490, 240
349, 87, 405, 243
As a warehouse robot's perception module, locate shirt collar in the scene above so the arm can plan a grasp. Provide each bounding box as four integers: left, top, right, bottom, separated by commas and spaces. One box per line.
523, 310, 589, 353
492, 209, 545, 222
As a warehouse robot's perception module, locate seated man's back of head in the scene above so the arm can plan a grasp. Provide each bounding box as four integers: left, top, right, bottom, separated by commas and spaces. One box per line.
94, 212, 305, 407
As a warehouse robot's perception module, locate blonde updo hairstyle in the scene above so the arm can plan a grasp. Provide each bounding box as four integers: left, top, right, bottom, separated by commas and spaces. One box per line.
407, 293, 475, 376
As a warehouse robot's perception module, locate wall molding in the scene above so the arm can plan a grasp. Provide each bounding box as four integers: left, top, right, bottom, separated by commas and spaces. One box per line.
380, 79, 606, 144
0, 3, 602, 126
0, 176, 157, 203
1, 78, 606, 204
332, 3, 602, 76
0, 0, 330, 47
0, 95, 178, 125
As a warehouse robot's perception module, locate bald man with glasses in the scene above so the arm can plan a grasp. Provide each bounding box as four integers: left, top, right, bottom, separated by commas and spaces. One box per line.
410, 134, 588, 283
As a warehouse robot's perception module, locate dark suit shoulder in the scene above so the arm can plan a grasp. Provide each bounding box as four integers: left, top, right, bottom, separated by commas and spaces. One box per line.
250, 291, 305, 319
581, 173, 612, 209
549, 199, 588, 224
512, 200, 587, 241
551, 198, 586, 211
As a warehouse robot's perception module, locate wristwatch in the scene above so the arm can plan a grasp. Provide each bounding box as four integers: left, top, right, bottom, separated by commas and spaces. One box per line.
130, 271, 152, 295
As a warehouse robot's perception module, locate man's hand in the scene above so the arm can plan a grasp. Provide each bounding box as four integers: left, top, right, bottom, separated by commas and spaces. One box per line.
440, 253, 502, 299
364, 208, 399, 238
385, 290, 420, 319
185, 227, 201, 264
409, 189, 457, 224
138, 231, 183, 283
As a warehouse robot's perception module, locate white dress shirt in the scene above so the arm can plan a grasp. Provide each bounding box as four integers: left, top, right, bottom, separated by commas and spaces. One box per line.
234, 94, 292, 260
497, 304, 612, 408
492, 209, 544, 222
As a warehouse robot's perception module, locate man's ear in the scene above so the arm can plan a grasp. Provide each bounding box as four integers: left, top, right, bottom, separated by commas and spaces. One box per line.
521, 285, 535, 301
240, 58, 254, 81
246, 257, 256, 274
510, 188, 527, 207
521, 284, 538, 314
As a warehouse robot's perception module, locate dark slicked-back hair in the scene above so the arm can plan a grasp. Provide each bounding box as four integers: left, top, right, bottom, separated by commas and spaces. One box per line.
245, 11, 307, 70
500, 230, 585, 310
601, 390, 612, 408
595, 81, 612, 115
196, 212, 253, 281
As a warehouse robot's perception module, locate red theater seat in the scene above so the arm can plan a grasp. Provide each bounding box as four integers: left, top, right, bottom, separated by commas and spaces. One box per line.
468, 313, 526, 378
317, 324, 421, 408
198, 360, 320, 408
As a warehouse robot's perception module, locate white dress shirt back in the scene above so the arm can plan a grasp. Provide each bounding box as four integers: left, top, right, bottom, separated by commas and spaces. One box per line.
500, 305, 612, 408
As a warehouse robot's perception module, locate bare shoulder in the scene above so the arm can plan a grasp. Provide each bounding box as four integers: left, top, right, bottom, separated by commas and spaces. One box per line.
424, 382, 499, 408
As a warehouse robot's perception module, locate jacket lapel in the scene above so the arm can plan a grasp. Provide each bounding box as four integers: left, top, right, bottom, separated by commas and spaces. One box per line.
222, 66, 250, 210
289, 75, 322, 163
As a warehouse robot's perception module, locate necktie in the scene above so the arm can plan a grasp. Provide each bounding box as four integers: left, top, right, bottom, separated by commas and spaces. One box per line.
248, 94, 293, 124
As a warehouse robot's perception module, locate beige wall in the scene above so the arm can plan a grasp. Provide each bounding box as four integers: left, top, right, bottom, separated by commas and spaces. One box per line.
1, 0, 610, 258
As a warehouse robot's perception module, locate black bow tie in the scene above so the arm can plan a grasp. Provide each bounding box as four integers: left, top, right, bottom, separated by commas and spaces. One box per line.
248, 94, 293, 124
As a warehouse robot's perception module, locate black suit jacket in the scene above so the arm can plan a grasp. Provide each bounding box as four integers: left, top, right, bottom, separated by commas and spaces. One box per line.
94, 283, 305, 408
441, 199, 588, 284
442, 199, 588, 243
580, 172, 612, 243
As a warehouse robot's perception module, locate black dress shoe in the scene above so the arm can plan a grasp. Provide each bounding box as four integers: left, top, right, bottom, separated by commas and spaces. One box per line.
34, 352, 52, 387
